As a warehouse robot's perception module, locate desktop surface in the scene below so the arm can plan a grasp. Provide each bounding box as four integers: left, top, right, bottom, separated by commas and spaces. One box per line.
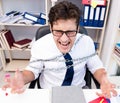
0, 88, 51, 103
0, 88, 120, 103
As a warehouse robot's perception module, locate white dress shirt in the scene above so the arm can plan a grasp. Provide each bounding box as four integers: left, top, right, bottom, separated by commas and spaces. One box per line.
26, 33, 105, 88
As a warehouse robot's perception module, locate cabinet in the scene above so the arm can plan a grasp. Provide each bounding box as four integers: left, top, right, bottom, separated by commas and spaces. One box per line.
83, 0, 110, 57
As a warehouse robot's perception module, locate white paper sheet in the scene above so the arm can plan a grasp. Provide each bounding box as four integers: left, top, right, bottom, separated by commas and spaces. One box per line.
0, 88, 51, 103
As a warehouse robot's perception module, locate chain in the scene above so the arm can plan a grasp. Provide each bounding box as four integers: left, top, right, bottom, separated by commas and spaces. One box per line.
29, 52, 97, 71
29, 34, 97, 71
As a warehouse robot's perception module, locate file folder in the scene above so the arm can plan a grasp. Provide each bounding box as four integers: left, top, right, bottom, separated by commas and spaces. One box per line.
23, 12, 46, 25
6, 11, 17, 16
93, 6, 100, 27
83, 5, 90, 26
82, 0, 107, 6
79, 16, 84, 26
39, 13, 46, 20
23, 12, 38, 22
88, 6, 94, 26
82, 0, 91, 5
98, 6, 106, 27
34, 18, 46, 25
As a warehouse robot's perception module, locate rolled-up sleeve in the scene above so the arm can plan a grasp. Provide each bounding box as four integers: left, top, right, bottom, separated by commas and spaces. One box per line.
85, 36, 105, 74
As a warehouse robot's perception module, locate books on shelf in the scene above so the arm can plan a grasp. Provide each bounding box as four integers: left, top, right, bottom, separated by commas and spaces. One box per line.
116, 43, 120, 49
1, 30, 15, 49
114, 43, 120, 58
0, 29, 32, 50
13, 38, 32, 48
0, 30, 8, 49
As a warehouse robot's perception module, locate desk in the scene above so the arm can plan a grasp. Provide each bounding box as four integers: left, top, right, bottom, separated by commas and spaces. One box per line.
0, 88, 120, 103
0, 88, 51, 103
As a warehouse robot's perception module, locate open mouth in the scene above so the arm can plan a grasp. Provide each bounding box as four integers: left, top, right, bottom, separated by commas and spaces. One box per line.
59, 41, 70, 47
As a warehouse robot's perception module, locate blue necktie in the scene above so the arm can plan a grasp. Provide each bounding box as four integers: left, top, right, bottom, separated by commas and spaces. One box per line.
62, 53, 74, 86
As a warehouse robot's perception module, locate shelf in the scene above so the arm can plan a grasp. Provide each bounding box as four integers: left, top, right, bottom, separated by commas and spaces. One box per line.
84, 26, 103, 30
0, 23, 47, 27
112, 53, 120, 66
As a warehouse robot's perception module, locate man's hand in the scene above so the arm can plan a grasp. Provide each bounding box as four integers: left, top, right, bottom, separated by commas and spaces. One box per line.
2, 69, 25, 94
96, 79, 117, 98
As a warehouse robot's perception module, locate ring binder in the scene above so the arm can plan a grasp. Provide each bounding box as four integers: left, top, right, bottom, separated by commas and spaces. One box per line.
23, 12, 46, 25
83, 5, 90, 26
98, 6, 106, 27
93, 6, 100, 27
88, 6, 94, 26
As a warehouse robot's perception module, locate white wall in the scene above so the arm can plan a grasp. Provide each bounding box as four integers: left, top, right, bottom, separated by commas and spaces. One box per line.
101, 0, 120, 68
0, 60, 2, 70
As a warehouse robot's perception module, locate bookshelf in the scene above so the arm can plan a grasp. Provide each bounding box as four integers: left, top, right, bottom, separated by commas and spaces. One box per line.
0, 0, 110, 71
85, 0, 111, 56
0, 0, 52, 71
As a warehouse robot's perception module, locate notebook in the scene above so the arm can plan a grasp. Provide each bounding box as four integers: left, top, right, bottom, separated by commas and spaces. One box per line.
52, 86, 87, 103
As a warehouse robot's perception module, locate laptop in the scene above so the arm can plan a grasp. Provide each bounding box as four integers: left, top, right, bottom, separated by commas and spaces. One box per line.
52, 86, 87, 103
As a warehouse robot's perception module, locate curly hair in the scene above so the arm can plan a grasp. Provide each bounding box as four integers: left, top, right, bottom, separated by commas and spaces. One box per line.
48, 1, 81, 27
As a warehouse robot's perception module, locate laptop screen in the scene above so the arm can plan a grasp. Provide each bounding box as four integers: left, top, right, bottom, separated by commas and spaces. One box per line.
52, 86, 87, 103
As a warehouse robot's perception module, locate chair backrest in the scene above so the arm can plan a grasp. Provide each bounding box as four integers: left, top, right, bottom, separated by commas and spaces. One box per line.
29, 25, 100, 89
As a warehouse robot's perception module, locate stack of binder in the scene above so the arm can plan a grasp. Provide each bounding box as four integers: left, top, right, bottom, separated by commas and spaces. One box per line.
80, 0, 107, 27
0, 11, 23, 24
23, 12, 46, 25
0, 11, 46, 25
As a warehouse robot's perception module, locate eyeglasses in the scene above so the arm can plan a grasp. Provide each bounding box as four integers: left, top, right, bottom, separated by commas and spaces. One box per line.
52, 30, 77, 37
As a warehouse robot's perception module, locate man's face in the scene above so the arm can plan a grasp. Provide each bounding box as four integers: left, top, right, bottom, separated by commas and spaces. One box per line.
51, 19, 78, 54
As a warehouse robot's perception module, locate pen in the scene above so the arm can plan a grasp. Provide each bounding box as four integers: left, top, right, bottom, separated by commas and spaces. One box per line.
99, 98, 104, 103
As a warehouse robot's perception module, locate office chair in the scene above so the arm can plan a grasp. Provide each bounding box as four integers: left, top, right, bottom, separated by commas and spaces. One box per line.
29, 25, 100, 89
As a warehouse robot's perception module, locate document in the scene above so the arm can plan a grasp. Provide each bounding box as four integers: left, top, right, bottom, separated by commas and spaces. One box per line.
84, 89, 120, 103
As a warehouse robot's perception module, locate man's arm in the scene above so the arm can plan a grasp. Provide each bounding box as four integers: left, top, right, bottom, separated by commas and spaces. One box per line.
22, 70, 35, 84
93, 68, 107, 84
93, 68, 117, 98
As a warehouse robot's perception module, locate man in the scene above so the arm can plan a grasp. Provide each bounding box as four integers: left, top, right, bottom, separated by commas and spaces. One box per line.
2, 1, 117, 98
